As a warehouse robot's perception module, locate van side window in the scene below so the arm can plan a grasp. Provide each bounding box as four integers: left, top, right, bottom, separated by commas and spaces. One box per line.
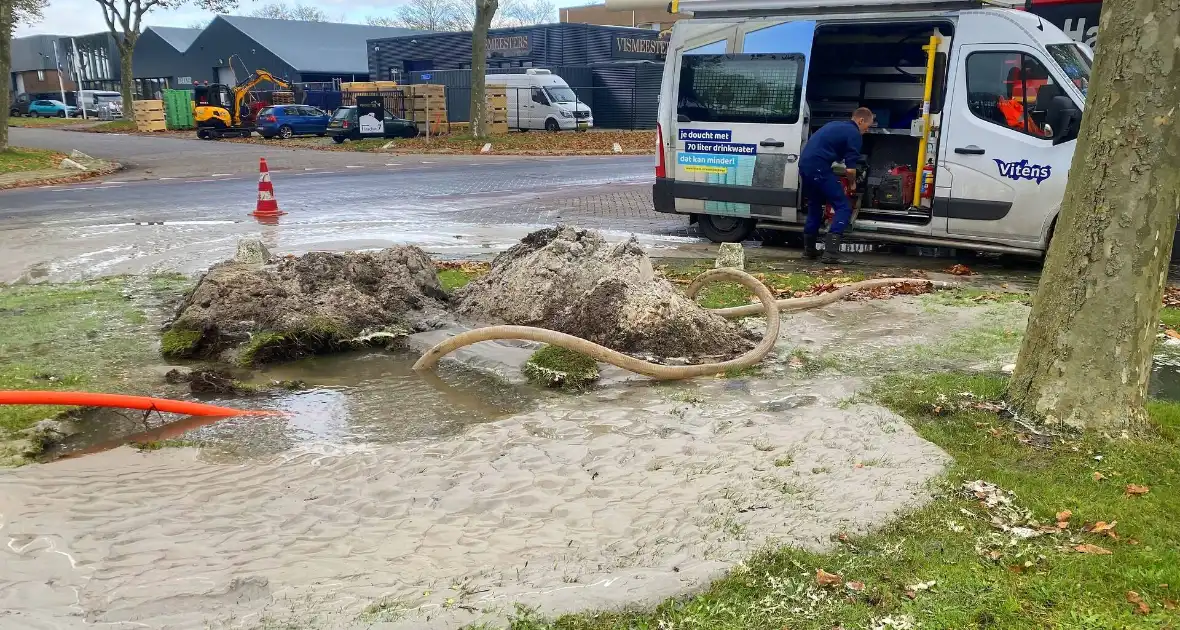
677, 53, 805, 124
966, 52, 1057, 139
531, 87, 548, 105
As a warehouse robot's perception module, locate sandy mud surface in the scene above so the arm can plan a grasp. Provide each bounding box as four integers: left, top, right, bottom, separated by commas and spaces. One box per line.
0, 297, 1029, 629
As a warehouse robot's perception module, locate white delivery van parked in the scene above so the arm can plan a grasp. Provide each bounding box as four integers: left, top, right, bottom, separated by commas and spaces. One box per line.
619, 0, 1090, 255
486, 69, 594, 132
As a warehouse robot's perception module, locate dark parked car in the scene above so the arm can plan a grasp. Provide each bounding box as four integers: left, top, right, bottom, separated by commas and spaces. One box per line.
256, 105, 331, 139
327, 106, 418, 143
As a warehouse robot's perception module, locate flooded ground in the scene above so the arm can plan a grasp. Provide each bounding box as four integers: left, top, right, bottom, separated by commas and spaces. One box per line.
0, 295, 1031, 630
45, 351, 540, 461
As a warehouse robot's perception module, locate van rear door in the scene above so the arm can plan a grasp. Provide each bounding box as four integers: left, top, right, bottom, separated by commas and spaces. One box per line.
669, 20, 815, 222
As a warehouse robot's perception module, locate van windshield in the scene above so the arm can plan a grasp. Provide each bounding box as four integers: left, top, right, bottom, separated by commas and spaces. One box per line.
1046, 43, 1091, 98
544, 86, 578, 103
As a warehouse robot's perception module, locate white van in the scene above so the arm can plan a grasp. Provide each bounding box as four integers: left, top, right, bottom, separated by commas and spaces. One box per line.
629, 0, 1091, 255
486, 69, 594, 132
80, 90, 123, 116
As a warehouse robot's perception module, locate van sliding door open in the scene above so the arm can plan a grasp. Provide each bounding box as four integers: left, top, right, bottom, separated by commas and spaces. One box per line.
670, 20, 815, 227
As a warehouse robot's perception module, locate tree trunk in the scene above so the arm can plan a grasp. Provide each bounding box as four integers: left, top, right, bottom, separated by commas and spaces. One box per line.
469, 0, 498, 139
118, 39, 136, 120
0, 2, 14, 152
1009, 0, 1180, 429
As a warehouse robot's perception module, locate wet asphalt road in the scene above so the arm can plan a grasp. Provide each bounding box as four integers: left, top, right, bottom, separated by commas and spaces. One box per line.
0, 130, 694, 282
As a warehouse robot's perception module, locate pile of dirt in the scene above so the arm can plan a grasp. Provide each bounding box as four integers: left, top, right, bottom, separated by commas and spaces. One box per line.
454, 227, 753, 361
162, 246, 450, 365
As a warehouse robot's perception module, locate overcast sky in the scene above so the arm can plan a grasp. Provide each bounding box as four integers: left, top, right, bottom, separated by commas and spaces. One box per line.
15, 0, 590, 37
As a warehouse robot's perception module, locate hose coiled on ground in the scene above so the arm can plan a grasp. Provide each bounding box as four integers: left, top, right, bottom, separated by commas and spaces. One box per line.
412, 270, 940, 381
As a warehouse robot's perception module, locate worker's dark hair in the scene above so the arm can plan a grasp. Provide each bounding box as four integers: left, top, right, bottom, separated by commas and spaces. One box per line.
852, 107, 875, 123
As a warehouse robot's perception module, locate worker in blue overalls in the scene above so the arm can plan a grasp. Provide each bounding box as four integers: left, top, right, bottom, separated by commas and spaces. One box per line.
799, 107, 874, 264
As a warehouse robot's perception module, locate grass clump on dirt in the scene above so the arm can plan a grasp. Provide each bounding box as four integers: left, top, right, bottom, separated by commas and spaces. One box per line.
493, 372, 1180, 629
1161, 307, 1180, 330
524, 345, 599, 390
0, 276, 192, 465
160, 327, 203, 358
436, 261, 491, 293
234, 319, 365, 367
0, 147, 62, 174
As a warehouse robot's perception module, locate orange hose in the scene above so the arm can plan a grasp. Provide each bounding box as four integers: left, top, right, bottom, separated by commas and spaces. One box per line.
0, 391, 276, 417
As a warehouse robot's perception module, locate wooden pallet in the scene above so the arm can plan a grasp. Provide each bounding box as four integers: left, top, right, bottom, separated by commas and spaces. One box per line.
342, 82, 379, 92
490, 121, 509, 135
136, 120, 168, 132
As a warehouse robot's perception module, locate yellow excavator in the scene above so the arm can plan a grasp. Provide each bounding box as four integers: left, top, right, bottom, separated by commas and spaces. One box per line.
194, 69, 290, 139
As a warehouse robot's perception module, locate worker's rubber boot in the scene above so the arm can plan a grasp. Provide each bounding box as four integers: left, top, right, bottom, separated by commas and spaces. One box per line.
820, 232, 852, 265
803, 235, 820, 260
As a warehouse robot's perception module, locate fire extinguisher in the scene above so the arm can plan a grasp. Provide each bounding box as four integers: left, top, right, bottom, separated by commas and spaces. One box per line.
920, 163, 936, 199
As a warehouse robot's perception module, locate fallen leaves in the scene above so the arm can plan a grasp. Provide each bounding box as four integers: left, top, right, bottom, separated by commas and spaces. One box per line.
1126, 591, 1151, 615
946, 264, 974, 276
1165, 599, 1177, 611
1126, 484, 1151, 497
816, 569, 843, 588
1166, 329, 1180, 341
1055, 510, 1072, 529
1084, 520, 1117, 534
846, 581, 865, 592
1072, 543, 1112, 555
1093, 471, 1106, 481
1165, 286, 1180, 308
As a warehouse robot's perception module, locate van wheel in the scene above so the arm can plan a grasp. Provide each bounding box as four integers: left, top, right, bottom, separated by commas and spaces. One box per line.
9, 108, 18, 117
699, 215, 756, 243
545, 118, 560, 132
332, 136, 346, 144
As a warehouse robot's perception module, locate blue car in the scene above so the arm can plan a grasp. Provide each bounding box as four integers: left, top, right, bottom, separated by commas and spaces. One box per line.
256, 105, 331, 139
27, 99, 80, 118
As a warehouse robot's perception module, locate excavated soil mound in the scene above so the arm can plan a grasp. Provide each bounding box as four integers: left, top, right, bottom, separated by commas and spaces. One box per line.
454, 227, 753, 361
163, 247, 449, 364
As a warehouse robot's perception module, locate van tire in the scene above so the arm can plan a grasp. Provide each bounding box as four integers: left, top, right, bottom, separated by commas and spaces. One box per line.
699, 215, 756, 243
545, 118, 560, 132
9, 108, 18, 117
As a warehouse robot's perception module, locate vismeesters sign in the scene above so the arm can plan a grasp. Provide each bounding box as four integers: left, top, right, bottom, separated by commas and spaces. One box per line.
612, 36, 669, 59
487, 35, 530, 57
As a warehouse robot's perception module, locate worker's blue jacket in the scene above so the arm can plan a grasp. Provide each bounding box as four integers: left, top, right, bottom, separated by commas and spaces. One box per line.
798, 120, 863, 174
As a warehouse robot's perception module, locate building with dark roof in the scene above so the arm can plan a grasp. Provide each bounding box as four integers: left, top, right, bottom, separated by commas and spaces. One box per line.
8, 17, 424, 103
178, 16, 423, 86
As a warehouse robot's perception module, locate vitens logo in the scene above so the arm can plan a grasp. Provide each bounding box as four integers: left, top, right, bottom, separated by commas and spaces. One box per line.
994, 159, 1052, 184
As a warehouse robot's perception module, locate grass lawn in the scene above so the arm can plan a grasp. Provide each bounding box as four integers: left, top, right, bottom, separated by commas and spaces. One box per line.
0, 147, 62, 174
86, 120, 137, 133
6, 116, 91, 128
0, 275, 192, 465
489, 373, 1180, 630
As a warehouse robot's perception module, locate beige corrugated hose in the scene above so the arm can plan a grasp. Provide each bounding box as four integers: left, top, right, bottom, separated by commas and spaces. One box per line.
412, 269, 939, 380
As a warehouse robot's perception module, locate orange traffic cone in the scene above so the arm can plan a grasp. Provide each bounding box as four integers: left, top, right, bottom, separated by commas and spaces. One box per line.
252, 157, 286, 219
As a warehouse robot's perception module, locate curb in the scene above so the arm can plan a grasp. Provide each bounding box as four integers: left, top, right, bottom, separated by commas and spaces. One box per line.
0, 161, 124, 191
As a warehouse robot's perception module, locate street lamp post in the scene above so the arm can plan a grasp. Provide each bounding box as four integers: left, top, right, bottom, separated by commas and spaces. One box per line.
51, 40, 70, 118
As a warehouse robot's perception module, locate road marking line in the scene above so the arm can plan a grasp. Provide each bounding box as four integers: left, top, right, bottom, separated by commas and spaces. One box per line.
385, 163, 400, 166
345, 165, 364, 169
211, 173, 234, 177
421, 160, 436, 164
158, 177, 177, 180
303, 167, 320, 171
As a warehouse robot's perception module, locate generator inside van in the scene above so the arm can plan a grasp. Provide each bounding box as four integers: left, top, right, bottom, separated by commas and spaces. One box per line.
804, 20, 954, 224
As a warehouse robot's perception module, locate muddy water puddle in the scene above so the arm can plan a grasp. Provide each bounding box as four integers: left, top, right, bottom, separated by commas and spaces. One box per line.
46, 350, 541, 461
